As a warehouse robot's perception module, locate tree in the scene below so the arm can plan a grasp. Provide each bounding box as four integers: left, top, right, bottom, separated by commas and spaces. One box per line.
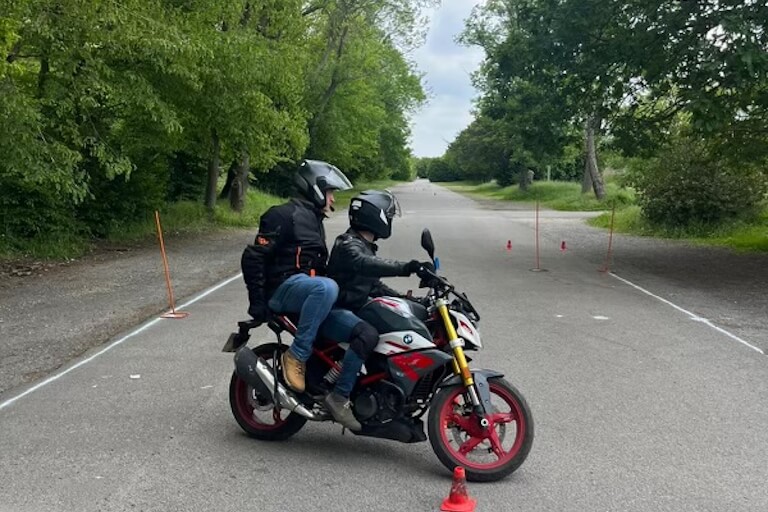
302, 0, 433, 180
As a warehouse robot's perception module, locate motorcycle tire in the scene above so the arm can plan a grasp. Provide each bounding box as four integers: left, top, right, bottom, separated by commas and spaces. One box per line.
428, 377, 534, 482
228, 343, 307, 441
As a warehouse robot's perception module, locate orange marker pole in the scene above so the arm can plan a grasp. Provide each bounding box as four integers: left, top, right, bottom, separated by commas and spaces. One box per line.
155, 211, 188, 319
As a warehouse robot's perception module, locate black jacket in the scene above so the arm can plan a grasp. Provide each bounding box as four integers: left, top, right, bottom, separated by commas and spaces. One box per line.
327, 228, 410, 310
241, 198, 328, 317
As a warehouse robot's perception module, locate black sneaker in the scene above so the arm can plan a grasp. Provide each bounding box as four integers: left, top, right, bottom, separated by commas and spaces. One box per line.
323, 392, 362, 431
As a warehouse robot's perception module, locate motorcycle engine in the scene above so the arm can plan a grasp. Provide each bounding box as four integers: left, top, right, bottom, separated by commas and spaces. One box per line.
353, 382, 405, 424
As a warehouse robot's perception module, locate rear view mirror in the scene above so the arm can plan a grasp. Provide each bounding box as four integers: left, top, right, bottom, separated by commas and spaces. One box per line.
421, 228, 435, 261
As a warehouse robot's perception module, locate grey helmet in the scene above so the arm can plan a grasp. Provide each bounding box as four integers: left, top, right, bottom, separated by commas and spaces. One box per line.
293, 159, 353, 210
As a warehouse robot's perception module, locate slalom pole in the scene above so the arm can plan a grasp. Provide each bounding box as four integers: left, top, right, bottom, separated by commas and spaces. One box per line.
155, 211, 188, 319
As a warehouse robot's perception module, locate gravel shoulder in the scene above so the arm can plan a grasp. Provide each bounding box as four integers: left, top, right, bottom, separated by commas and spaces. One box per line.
0, 228, 254, 400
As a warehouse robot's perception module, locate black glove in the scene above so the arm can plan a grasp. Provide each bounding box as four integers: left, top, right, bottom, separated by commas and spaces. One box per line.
404, 260, 422, 275
248, 303, 268, 324
416, 261, 435, 280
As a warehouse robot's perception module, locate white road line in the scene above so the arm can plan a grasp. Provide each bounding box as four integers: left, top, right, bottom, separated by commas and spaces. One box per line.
609, 272, 764, 355
0, 273, 243, 412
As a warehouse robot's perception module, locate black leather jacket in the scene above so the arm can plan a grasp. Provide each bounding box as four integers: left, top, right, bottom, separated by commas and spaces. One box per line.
327, 228, 410, 310
241, 198, 329, 316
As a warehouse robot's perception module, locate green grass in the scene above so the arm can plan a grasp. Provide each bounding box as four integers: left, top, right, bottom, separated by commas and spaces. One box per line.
444, 179, 768, 253
588, 205, 768, 252
443, 180, 635, 211
0, 232, 91, 260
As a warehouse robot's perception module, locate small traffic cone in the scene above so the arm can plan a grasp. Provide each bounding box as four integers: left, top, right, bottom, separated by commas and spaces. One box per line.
440, 466, 477, 512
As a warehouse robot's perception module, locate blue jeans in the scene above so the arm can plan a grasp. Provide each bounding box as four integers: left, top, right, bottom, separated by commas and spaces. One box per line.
320, 309, 371, 398
268, 273, 338, 362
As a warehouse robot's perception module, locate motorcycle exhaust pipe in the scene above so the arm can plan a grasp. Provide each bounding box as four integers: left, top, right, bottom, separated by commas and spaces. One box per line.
234, 347, 320, 420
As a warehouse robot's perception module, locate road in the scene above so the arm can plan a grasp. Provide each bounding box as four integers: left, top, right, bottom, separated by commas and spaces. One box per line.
1, 180, 767, 512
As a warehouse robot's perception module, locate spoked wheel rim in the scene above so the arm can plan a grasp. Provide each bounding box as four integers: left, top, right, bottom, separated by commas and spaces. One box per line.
438, 381, 527, 471
232, 353, 290, 431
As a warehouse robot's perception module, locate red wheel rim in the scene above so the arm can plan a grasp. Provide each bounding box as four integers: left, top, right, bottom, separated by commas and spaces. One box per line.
233, 354, 289, 431
438, 382, 527, 471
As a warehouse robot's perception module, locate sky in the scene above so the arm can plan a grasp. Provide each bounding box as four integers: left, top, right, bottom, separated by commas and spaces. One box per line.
409, 0, 486, 158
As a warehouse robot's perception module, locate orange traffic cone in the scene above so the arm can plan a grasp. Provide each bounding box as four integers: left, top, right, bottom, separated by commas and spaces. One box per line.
440, 466, 477, 512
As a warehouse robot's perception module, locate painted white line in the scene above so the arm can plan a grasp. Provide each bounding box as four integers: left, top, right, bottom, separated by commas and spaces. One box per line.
609, 272, 764, 355
0, 273, 243, 412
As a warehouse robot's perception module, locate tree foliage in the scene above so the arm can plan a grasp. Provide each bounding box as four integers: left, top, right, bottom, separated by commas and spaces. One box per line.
0, 0, 430, 249
456, 0, 768, 224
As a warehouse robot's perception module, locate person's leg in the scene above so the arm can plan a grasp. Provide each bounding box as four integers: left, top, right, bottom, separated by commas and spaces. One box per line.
269, 274, 339, 361
319, 311, 379, 431
334, 321, 378, 398
269, 274, 338, 392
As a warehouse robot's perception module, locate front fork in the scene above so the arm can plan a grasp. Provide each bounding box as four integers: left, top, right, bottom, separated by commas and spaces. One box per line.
436, 299, 490, 429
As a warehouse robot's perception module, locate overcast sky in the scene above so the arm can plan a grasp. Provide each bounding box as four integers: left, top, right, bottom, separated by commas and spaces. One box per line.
409, 0, 485, 158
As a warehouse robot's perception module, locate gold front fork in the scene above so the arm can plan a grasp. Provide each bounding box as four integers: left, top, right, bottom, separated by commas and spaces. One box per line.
437, 299, 488, 426
437, 299, 474, 387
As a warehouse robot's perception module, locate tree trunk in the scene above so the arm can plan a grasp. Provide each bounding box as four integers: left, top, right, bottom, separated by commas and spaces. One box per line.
204, 129, 220, 210
219, 159, 238, 199
582, 117, 605, 200
38, 56, 49, 97
307, 25, 348, 154
516, 162, 529, 192
229, 149, 250, 212
581, 121, 593, 194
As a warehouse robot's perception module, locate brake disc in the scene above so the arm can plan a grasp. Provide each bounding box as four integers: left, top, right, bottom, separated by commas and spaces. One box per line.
248, 386, 273, 412
450, 406, 507, 452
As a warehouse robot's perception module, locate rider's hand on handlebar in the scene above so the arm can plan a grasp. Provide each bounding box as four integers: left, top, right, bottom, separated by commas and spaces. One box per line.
415, 261, 435, 280
404, 260, 422, 275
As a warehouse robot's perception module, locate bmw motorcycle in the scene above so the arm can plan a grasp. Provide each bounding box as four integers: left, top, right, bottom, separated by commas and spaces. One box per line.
223, 229, 533, 482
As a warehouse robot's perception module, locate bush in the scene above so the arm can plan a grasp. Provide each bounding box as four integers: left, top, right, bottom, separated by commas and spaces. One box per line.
426, 158, 461, 182
76, 156, 170, 238
629, 138, 767, 227
0, 179, 81, 243
390, 162, 414, 181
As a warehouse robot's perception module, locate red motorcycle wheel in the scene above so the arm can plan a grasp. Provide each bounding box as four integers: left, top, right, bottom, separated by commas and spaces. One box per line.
428, 377, 534, 482
228, 344, 307, 441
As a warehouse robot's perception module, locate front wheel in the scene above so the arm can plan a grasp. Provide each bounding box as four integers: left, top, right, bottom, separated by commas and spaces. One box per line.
228, 343, 307, 441
428, 377, 534, 482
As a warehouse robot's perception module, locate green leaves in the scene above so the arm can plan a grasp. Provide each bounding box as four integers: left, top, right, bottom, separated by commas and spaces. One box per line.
1, 0, 429, 247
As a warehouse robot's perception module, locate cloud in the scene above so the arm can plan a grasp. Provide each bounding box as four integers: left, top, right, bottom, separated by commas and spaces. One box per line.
410, 1, 486, 158
409, 95, 477, 157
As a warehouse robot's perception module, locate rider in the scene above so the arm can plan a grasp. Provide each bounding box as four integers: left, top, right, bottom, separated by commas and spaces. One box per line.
241, 159, 352, 395
321, 190, 432, 430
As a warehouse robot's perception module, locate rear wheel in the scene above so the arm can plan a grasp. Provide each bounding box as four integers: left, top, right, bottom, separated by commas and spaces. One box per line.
428, 378, 533, 482
228, 344, 307, 441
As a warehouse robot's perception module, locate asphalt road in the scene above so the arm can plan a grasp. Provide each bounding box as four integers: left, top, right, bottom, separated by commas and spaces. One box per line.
1, 180, 767, 512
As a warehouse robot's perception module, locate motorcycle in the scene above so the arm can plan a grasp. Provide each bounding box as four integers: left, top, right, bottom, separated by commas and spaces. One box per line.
222, 229, 534, 482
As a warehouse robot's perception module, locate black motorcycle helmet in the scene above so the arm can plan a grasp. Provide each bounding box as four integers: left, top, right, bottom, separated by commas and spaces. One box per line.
349, 190, 401, 240
293, 159, 353, 210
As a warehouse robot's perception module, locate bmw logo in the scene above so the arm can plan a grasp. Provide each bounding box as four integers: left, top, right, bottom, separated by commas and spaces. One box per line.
403, 334, 413, 345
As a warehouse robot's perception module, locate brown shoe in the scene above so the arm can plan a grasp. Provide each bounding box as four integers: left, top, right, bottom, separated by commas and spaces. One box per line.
281, 350, 305, 393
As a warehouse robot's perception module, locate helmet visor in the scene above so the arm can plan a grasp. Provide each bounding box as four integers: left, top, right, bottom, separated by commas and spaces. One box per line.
383, 189, 401, 218
323, 165, 353, 191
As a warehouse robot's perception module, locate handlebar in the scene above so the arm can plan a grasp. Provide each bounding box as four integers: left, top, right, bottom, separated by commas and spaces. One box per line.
418, 267, 480, 323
